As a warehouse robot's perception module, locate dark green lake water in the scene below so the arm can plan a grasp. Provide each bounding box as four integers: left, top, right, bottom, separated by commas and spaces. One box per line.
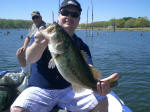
0, 29, 150, 112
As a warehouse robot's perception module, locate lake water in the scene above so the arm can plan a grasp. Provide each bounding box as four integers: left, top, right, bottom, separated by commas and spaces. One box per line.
0, 29, 150, 112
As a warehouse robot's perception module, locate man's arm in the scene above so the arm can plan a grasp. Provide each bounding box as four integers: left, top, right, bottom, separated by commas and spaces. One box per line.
23, 37, 30, 49
26, 31, 49, 64
17, 37, 30, 54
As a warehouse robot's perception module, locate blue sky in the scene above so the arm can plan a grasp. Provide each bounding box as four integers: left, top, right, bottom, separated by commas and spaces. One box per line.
0, 0, 150, 24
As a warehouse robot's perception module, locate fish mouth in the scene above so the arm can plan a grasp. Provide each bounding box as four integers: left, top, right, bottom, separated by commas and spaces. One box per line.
46, 25, 56, 34
39, 22, 58, 40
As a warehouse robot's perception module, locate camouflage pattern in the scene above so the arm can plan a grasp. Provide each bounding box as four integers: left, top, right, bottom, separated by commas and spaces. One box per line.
0, 71, 28, 111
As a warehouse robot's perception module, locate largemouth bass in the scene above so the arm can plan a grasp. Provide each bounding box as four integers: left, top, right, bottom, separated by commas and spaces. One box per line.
40, 22, 119, 92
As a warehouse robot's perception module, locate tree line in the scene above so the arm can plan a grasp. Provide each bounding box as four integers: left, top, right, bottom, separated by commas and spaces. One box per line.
0, 17, 150, 29
0, 19, 32, 29
79, 17, 150, 28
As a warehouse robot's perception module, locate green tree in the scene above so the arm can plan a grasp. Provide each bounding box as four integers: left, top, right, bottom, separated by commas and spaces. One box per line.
93, 21, 109, 27
116, 19, 126, 28
124, 18, 136, 28
109, 19, 116, 27
134, 17, 150, 27
122, 17, 134, 21
0, 19, 32, 29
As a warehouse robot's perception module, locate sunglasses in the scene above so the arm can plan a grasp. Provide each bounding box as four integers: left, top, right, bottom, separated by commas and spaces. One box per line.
32, 16, 40, 20
60, 10, 80, 18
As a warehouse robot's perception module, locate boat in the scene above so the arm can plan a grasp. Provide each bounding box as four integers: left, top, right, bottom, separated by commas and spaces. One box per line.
0, 70, 132, 112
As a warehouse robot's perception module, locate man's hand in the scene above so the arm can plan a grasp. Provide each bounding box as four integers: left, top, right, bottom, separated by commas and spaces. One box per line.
95, 73, 120, 96
16, 46, 26, 67
16, 46, 26, 55
34, 31, 49, 45
33, 26, 49, 45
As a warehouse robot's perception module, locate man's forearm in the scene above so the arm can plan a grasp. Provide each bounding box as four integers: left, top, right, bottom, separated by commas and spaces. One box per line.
26, 40, 48, 64
23, 37, 30, 48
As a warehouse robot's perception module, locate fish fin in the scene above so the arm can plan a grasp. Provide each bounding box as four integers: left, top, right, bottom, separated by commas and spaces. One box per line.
72, 84, 86, 93
48, 58, 56, 69
48, 44, 64, 54
108, 74, 121, 88
56, 41, 64, 48
48, 54, 60, 69
80, 50, 88, 62
89, 65, 101, 80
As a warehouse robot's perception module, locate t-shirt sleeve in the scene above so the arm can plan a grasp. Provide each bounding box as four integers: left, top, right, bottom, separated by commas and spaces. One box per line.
26, 25, 34, 39
78, 39, 93, 65
82, 43, 93, 65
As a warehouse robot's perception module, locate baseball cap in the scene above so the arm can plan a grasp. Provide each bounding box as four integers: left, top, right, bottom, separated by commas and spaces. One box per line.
60, 0, 82, 12
31, 11, 41, 17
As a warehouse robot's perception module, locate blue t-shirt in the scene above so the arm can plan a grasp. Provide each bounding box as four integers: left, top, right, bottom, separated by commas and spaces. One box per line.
28, 34, 93, 89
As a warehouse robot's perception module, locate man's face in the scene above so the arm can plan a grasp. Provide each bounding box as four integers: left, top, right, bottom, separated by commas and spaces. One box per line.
32, 16, 42, 26
58, 6, 80, 36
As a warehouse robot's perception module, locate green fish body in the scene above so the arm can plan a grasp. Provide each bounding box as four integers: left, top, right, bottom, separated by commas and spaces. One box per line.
41, 22, 100, 92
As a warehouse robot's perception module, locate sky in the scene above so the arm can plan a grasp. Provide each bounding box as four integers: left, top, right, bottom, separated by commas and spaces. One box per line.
0, 0, 150, 24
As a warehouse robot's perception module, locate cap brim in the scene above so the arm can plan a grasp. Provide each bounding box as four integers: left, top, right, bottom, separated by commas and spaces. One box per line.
32, 14, 40, 17
60, 5, 82, 12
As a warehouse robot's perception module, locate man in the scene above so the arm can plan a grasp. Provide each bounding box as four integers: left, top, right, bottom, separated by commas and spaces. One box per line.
11, 0, 119, 112
16, 11, 46, 74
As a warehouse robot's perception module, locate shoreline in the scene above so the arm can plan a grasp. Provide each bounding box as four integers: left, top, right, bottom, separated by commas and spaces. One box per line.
77, 27, 150, 32
0, 27, 150, 32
